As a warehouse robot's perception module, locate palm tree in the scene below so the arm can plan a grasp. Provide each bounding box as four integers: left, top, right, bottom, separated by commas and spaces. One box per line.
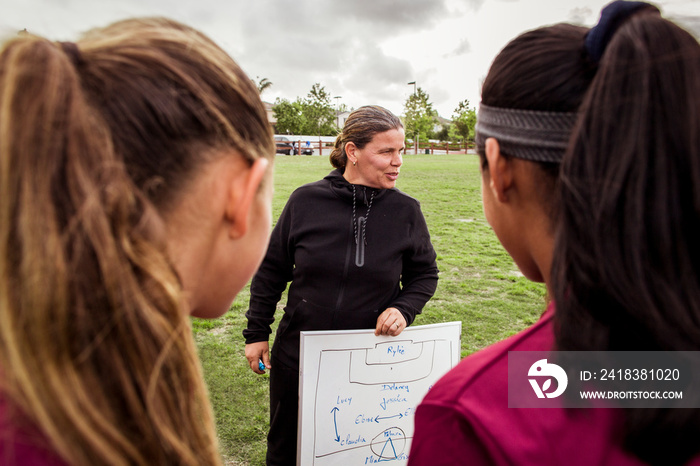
257, 77, 273, 94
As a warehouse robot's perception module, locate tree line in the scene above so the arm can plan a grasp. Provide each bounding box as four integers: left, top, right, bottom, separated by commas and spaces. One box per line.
260, 79, 476, 144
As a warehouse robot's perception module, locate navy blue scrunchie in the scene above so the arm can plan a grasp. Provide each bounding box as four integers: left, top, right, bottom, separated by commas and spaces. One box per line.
585, 1, 660, 62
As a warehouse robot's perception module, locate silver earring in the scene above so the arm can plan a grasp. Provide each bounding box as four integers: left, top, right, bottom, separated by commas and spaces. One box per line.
352, 160, 357, 166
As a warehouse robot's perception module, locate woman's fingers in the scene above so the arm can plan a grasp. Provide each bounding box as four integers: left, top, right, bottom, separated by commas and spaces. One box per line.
375, 308, 407, 336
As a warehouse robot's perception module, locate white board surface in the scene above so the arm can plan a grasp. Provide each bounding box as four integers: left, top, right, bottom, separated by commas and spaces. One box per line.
298, 322, 462, 465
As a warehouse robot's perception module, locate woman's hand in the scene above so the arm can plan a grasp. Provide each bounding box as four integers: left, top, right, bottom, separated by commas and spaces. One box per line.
245, 341, 270, 374
375, 307, 407, 336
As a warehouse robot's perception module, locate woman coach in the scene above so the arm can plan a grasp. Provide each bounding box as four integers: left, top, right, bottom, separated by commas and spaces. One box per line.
244, 105, 439, 465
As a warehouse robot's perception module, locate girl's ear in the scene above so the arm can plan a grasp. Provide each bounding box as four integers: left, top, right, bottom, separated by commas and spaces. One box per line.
225, 157, 269, 239
485, 137, 514, 203
345, 141, 357, 163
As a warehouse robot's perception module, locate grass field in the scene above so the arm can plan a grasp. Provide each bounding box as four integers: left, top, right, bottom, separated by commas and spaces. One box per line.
192, 153, 548, 465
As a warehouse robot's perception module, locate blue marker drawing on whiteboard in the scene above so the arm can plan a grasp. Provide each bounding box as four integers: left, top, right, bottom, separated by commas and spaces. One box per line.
297, 323, 462, 464
258, 360, 266, 372
331, 407, 340, 442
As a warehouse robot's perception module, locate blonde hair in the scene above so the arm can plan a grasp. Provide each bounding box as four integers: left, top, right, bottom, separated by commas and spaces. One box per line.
0, 17, 273, 465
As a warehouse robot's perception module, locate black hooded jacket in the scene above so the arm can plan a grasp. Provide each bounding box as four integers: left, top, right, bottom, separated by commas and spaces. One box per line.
243, 169, 439, 368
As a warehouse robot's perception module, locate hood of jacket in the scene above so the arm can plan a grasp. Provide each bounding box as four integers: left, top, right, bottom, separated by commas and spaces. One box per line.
324, 169, 393, 207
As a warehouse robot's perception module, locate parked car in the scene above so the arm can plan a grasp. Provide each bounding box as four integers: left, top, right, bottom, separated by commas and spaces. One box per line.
299, 141, 314, 155
274, 136, 294, 155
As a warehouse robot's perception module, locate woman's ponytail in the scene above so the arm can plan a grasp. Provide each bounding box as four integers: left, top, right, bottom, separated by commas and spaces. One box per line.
554, 6, 700, 464
0, 34, 220, 465
329, 132, 346, 170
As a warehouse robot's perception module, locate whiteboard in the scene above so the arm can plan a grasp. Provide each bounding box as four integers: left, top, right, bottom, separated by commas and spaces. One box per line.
298, 322, 462, 465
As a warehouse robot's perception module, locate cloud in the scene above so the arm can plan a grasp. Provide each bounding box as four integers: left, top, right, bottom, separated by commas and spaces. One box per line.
568, 7, 593, 25
459, 0, 488, 7
16, 0, 697, 121
445, 0, 488, 15
427, 86, 452, 112
671, 14, 700, 38
332, 0, 449, 30
343, 43, 413, 100
232, 0, 433, 112
446, 38, 471, 57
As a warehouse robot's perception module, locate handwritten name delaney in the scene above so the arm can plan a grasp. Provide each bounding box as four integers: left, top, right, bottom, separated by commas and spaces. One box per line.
380, 383, 410, 393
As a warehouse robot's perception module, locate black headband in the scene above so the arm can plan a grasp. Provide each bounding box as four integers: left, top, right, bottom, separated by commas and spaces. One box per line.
585, 1, 660, 63
475, 105, 578, 163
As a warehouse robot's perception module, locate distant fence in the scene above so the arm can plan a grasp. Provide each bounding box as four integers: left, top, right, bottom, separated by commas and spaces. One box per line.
277, 138, 475, 156
278, 139, 334, 156
405, 141, 476, 155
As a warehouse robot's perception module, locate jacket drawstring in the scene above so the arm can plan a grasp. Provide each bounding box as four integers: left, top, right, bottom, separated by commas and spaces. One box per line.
351, 185, 375, 246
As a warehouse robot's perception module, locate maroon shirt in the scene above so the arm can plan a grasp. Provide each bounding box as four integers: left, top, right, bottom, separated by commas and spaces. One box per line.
0, 397, 66, 466
409, 303, 700, 465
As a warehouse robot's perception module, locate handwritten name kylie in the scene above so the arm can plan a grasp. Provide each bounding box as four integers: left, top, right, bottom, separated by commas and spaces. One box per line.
386, 345, 405, 357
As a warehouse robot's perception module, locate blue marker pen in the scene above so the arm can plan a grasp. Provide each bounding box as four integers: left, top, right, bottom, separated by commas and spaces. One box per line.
258, 360, 266, 372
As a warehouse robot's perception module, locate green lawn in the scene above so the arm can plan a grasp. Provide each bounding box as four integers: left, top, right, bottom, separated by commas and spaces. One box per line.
192, 154, 548, 465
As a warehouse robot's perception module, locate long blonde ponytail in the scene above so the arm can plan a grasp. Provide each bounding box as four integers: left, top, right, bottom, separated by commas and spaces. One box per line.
0, 18, 273, 465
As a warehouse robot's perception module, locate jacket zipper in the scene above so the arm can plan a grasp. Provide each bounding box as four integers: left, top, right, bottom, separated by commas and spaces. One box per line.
334, 217, 354, 324
355, 216, 365, 267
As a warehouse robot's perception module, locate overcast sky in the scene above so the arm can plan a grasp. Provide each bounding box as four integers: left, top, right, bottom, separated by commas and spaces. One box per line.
3, 0, 699, 118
